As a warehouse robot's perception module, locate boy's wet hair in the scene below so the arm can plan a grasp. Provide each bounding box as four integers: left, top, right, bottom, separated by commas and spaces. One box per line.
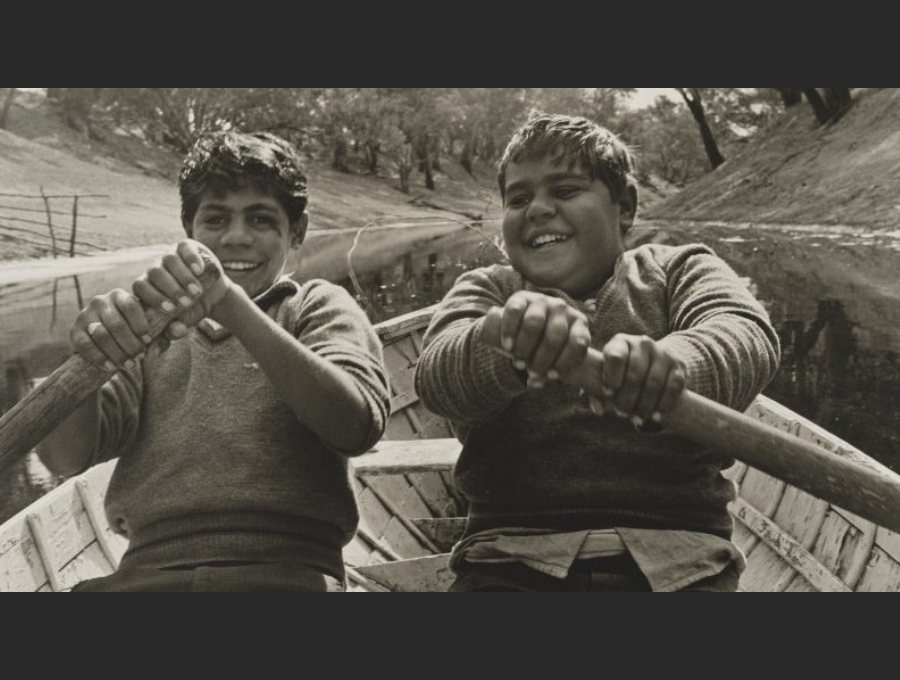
179, 131, 309, 236
498, 113, 635, 202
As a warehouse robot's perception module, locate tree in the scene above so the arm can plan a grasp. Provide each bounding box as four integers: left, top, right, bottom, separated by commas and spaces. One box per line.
801, 88, 853, 126
776, 88, 803, 108
0, 88, 16, 129
625, 97, 709, 186
802, 89, 831, 125
676, 88, 725, 169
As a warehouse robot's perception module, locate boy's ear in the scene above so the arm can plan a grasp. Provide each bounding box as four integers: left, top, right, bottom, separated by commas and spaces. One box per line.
182, 218, 193, 237
617, 183, 638, 236
290, 213, 309, 248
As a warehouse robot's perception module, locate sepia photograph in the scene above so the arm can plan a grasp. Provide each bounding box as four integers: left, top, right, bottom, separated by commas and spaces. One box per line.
0, 88, 897, 592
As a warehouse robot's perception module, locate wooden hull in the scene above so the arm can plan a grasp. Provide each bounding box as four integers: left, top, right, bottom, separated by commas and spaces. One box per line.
3, 306, 899, 592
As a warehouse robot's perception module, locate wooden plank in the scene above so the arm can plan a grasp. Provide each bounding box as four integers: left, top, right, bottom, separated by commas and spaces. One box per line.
381, 517, 432, 559
365, 475, 432, 521
38, 484, 103, 573
57, 542, 113, 592
766, 487, 830, 591
0, 523, 48, 592
406, 471, 455, 518
731, 521, 757, 555
355, 554, 455, 592
783, 576, 819, 592
355, 486, 393, 539
374, 306, 435, 342
345, 566, 391, 592
343, 536, 373, 569
390, 390, 419, 414
362, 476, 440, 553
741, 542, 794, 593
75, 479, 120, 569
855, 547, 900, 593
26, 514, 61, 592
381, 337, 418, 397
810, 511, 877, 590
353, 438, 461, 476
411, 518, 467, 552
731, 498, 850, 592
356, 524, 403, 562
874, 527, 900, 564
733, 468, 785, 557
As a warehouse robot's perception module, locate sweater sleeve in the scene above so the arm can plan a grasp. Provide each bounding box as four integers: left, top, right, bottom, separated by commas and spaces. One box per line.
414, 266, 528, 426
294, 281, 391, 456
90, 358, 143, 467
655, 245, 781, 411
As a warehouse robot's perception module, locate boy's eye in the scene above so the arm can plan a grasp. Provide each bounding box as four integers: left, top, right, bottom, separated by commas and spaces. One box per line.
202, 215, 227, 228
554, 185, 581, 199
249, 214, 276, 227
506, 194, 530, 209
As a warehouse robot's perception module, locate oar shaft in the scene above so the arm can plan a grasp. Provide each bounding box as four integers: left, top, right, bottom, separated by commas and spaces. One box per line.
0, 265, 220, 470
483, 318, 900, 534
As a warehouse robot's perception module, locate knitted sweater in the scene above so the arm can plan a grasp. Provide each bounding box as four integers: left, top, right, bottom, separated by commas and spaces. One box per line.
414, 244, 781, 538
92, 277, 390, 578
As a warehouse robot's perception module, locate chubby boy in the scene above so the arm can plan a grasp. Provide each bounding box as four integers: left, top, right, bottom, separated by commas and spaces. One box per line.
414, 114, 780, 592
39, 131, 390, 591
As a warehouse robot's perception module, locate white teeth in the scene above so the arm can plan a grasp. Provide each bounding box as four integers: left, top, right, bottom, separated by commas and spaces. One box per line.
529, 234, 571, 248
222, 262, 261, 272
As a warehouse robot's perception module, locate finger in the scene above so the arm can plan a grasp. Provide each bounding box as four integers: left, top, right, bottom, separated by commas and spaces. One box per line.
111, 290, 152, 346
500, 293, 529, 357
600, 335, 630, 398
512, 299, 547, 367
634, 349, 671, 423
133, 275, 177, 316
483, 307, 505, 352
97, 306, 143, 366
552, 316, 591, 381
177, 239, 207, 278
611, 338, 651, 420
70, 325, 116, 373
162, 252, 204, 303
528, 306, 571, 377
653, 365, 687, 423
165, 320, 189, 340
149, 259, 195, 311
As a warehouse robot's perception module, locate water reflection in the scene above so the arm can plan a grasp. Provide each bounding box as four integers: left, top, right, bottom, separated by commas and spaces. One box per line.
1, 220, 899, 523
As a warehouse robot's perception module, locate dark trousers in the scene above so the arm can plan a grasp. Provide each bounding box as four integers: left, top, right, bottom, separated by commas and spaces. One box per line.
72, 561, 345, 592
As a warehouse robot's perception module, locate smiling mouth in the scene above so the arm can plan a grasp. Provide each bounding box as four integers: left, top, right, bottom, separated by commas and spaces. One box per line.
527, 233, 572, 249
221, 261, 263, 273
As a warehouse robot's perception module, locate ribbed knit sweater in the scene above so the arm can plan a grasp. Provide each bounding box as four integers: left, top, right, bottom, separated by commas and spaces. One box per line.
414, 244, 780, 538
92, 277, 390, 578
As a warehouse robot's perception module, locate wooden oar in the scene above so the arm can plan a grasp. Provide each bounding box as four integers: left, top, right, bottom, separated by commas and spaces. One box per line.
481, 315, 900, 535
0, 264, 222, 471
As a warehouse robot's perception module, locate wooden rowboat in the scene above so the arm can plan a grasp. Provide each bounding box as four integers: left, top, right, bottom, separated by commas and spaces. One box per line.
2, 306, 900, 592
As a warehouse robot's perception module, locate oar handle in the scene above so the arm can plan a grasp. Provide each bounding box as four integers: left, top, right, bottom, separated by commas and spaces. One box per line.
0, 264, 221, 470
481, 312, 900, 534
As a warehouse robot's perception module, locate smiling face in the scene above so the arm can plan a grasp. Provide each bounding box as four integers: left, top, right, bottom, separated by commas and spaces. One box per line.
189, 186, 307, 297
501, 156, 636, 298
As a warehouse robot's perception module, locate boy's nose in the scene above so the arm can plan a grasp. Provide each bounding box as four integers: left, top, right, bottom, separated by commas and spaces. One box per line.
221, 222, 254, 245
526, 195, 556, 221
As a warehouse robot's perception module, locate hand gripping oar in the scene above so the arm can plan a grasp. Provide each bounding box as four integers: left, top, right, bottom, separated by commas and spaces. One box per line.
0, 262, 221, 472
481, 312, 900, 535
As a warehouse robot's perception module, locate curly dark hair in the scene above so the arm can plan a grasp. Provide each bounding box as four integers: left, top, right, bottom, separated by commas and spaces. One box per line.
497, 113, 635, 203
179, 131, 309, 236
